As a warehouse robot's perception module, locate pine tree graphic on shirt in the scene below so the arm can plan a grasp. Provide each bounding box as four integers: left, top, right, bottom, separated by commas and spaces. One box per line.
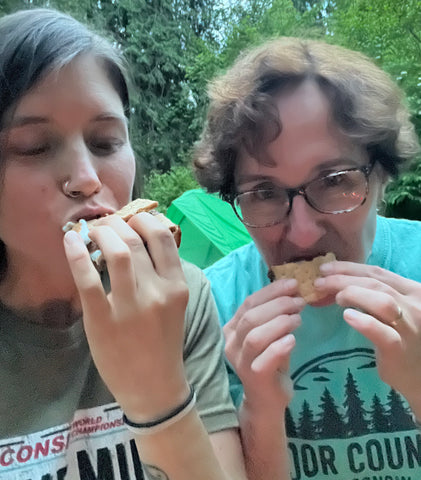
286, 348, 417, 440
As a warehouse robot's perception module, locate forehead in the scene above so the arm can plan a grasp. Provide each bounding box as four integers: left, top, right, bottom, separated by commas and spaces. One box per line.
10, 55, 125, 122
235, 80, 365, 186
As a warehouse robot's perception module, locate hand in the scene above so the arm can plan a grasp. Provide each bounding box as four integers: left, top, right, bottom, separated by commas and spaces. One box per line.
224, 279, 305, 416
315, 261, 421, 410
63, 212, 190, 421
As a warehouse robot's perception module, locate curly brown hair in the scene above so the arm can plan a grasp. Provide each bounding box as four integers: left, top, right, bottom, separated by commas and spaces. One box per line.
193, 37, 420, 202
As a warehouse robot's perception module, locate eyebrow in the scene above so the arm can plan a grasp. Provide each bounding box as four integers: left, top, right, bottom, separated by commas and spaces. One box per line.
92, 113, 129, 126
7, 112, 128, 129
236, 157, 363, 187
7, 116, 48, 128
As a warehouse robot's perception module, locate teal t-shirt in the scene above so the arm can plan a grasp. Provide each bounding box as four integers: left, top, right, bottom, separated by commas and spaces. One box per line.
206, 216, 421, 480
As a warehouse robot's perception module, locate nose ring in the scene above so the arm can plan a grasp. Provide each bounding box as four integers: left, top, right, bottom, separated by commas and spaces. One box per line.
63, 181, 81, 199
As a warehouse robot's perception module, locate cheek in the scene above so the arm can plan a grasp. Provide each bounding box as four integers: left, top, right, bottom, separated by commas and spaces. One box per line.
0, 166, 54, 223
103, 152, 136, 202
248, 226, 279, 245
246, 224, 284, 260
329, 196, 378, 263
349, 177, 382, 263
359, 199, 378, 262
0, 182, 56, 260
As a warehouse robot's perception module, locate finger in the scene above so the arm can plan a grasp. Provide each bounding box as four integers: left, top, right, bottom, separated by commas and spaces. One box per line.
234, 297, 305, 343
319, 261, 416, 294
334, 285, 403, 328
128, 212, 184, 281
343, 308, 402, 350
315, 272, 395, 296
250, 334, 296, 374
237, 314, 301, 369
229, 279, 300, 330
63, 231, 109, 318
91, 215, 153, 291
87, 225, 141, 304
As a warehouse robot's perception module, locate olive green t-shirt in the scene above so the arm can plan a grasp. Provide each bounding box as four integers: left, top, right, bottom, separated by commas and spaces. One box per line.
0, 260, 237, 478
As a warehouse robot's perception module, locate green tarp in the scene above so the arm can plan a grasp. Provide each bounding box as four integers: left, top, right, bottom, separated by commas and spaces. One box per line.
167, 189, 252, 269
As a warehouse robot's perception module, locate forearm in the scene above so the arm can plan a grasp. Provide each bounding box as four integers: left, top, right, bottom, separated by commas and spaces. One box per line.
238, 401, 291, 480
133, 408, 231, 480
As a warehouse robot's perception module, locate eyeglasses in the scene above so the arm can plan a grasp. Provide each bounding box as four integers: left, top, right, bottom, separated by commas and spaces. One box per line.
232, 162, 375, 228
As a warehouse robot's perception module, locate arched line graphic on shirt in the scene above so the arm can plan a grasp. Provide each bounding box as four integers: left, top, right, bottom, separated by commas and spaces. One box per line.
291, 347, 375, 391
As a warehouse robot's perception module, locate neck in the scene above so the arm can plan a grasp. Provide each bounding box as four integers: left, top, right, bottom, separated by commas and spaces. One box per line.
0, 253, 82, 326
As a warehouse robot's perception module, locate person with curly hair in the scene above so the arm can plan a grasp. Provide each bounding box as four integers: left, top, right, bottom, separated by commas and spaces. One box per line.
195, 37, 421, 479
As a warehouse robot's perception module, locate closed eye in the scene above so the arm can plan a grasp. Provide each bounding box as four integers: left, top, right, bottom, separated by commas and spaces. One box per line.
17, 144, 52, 156
89, 138, 125, 156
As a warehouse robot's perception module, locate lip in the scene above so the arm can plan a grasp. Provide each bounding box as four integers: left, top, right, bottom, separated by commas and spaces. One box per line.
293, 255, 321, 263
277, 252, 331, 265
67, 205, 116, 224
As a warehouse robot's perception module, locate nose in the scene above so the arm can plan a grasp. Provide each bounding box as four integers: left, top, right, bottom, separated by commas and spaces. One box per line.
284, 195, 326, 249
62, 139, 102, 198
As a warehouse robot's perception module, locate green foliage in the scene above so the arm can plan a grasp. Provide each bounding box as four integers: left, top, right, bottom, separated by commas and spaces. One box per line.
324, 0, 421, 136
384, 159, 421, 220
1, 0, 421, 219
217, 0, 324, 70
143, 165, 199, 214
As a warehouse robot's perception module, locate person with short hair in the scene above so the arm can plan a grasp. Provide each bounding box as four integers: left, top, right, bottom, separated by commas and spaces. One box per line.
0, 8, 248, 480
195, 37, 421, 479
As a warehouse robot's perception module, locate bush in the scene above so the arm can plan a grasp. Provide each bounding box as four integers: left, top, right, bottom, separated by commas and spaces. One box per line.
383, 160, 421, 220
143, 165, 200, 214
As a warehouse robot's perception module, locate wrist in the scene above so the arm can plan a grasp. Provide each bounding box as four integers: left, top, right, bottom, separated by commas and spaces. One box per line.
121, 379, 190, 423
240, 394, 287, 425
123, 385, 196, 435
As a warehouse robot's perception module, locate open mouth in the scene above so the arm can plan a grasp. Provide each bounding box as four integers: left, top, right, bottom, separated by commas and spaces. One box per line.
76, 213, 107, 223
286, 253, 327, 264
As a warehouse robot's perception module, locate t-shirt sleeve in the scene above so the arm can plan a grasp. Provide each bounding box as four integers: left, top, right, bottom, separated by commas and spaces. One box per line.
181, 260, 239, 433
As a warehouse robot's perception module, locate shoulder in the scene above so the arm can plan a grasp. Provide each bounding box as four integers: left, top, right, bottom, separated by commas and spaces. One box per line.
373, 216, 421, 280
375, 215, 421, 248
181, 258, 206, 283
181, 258, 221, 312
181, 258, 211, 301
205, 241, 261, 280
204, 242, 268, 325
180, 259, 224, 356
378, 214, 421, 231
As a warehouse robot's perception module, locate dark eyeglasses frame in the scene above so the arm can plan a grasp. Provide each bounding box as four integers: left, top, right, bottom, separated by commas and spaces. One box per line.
231, 161, 376, 228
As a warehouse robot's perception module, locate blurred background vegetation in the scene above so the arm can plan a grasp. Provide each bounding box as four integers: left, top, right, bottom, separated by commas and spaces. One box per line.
3, 0, 420, 218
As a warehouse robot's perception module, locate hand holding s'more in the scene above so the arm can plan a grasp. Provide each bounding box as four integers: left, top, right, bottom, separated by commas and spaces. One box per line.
63, 198, 181, 270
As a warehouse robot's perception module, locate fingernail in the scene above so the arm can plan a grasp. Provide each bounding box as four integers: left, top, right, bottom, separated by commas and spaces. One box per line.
293, 297, 306, 308
319, 263, 333, 274
284, 278, 298, 289
64, 230, 80, 245
314, 277, 326, 288
279, 333, 296, 349
343, 308, 361, 326
63, 231, 85, 252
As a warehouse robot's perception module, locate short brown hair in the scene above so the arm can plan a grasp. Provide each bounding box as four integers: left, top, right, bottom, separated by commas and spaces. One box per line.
193, 37, 420, 202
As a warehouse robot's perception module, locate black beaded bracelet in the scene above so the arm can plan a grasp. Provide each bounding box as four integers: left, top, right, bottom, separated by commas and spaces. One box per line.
123, 385, 196, 435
